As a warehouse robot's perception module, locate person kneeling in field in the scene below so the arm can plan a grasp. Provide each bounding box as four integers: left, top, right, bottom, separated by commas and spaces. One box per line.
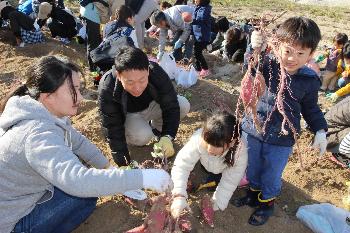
170, 111, 248, 218
0, 56, 172, 233
98, 46, 190, 167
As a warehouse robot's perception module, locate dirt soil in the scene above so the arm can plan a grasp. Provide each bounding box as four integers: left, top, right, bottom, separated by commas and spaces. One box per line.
1, 3, 350, 233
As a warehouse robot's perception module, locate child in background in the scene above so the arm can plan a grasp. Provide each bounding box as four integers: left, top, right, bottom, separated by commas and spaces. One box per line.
146, 1, 172, 38
326, 42, 350, 102
170, 111, 248, 218
192, 0, 211, 77
222, 26, 248, 63
233, 17, 328, 226
318, 33, 348, 91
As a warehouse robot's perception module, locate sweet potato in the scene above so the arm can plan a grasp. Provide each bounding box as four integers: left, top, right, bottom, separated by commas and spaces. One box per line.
145, 195, 169, 232
125, 224, 146, 233
201, 195, 214, 228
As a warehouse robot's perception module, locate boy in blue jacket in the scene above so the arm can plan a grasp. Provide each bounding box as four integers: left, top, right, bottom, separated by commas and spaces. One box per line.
232, 17, 328, 226
192, 0, 211, 77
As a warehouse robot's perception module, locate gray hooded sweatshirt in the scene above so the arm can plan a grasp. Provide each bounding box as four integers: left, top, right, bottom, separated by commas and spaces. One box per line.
0, 96, 143, 233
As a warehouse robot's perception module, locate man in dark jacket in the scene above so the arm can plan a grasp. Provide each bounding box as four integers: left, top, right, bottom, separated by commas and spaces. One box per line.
325, 97, 350, 167
98, 46, 190, 166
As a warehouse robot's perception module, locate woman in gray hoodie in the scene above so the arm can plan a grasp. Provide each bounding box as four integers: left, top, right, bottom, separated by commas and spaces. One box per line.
0, 56, 172, 233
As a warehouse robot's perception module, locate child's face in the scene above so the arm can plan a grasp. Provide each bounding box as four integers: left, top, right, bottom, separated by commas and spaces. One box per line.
127, 16, 135, 26
333, 41, 343, 50
279, 43, 313, 75
200, 138, 229, 156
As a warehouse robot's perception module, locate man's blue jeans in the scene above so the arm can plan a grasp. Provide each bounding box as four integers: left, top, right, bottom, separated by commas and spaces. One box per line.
12, 188, 97, 233
247, 135, 293, 200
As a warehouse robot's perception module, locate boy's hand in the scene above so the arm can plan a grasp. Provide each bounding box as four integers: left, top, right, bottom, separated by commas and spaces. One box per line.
174, 40, 183, 50
251, 31, 265, 50
171, 196, 189, 218
326, 93, 339, 103
311, 129, 327, 156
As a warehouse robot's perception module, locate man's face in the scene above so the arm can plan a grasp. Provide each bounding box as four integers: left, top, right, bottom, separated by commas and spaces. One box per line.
279, 43, 313, 75
117, 69, 149, 97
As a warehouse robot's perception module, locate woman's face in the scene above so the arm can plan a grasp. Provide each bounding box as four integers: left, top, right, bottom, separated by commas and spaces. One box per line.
40, 71, 83, 118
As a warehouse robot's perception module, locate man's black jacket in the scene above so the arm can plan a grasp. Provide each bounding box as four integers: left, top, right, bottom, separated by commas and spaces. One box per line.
98, 61, 180, 165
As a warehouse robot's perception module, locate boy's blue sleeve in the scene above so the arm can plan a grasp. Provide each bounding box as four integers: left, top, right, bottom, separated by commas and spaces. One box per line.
301, 80, 328, 133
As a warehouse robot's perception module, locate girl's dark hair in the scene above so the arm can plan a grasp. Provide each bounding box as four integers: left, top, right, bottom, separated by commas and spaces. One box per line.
333, 33, 348, 46
196, 0, 210, 6
226, 27, 241, 44
116, 5, 134, 22
0, 56, 81, 113
343, 42, 350, 59
202, 111, 241, 166
174, 0, 187, 5
160, 1, 172, 10
215, 16, 230, 33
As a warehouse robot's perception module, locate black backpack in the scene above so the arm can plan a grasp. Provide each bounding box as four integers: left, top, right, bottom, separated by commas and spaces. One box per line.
90, 25, 135, 71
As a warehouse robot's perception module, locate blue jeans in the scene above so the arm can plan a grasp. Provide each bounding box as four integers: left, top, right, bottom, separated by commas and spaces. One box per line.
12, 188, 97, 233
247, 135, 292, 200
172, 31, 194, 61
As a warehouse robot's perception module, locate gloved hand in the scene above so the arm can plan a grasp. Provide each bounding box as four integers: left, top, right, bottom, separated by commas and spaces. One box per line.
311, 129, 327, 156
171, 196, 189, 218
174, 40, 183, 50
206, 44, 213, 52
222, 53, 229, 62
141, 169, 172, 193
157, 51, 164, 62
212, 198, 219, 211
33, 20, 40, 31
251, 30, 265, 50
326, 92, 339, 103
342, 71, 349, 78
154, 136, 175, 158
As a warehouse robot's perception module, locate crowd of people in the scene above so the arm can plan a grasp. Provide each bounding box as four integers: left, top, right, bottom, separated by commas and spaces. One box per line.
1, 0, 350, 232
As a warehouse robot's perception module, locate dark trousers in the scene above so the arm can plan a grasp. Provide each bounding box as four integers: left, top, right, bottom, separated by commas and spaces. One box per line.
194, 41, 208, 71
48, 20, 77, 39
8, 11, 34, 37
86, 19, 102, 71
230, 48, 245, 63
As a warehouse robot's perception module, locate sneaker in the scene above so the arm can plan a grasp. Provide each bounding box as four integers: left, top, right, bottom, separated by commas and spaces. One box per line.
199, 69, 211, 77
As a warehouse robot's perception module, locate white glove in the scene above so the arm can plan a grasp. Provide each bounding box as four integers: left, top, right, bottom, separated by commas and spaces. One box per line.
206, 44, 213, 52
212, 198, 219, 211
326, 93, 339, 103
141, 169, 172, 193
170, 196, 188, 218
251, 30, 265, 50
33, 20, 40, 31
311, 129, 327, 156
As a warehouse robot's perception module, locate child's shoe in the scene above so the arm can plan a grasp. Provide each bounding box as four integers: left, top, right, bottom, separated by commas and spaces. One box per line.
248, 195, 275, 226
231, 188, 260, 208
199, 69, 211, 77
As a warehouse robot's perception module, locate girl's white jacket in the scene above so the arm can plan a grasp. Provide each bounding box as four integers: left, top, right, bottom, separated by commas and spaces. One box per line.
171, 129, 248, 210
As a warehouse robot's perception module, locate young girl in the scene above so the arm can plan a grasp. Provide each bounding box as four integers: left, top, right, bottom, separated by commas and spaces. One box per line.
170, 111, 248, 218
222, 26, 248, 63
0, 56, 171, 233
192, 0, 212, 77
319, 33, 348, 91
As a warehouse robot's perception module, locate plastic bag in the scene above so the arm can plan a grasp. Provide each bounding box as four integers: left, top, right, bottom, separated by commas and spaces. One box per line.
176, 66, 198, 88
296, 203, 350, 233
159, 52, 178, 80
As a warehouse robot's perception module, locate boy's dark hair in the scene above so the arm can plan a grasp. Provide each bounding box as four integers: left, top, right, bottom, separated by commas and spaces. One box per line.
276, 16, 321, 52
150, 10, 167, 26
116, 5, 134, 22
160, 1, 172, 10
114, 46, 149, 73
333, 33, 348, 46
202, 111, 241, 166
343, 42, 350, 59
226, 27, 241, 44
215, 16, 230, 33
0, 56, 81, 112
196, 0, 210, 6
